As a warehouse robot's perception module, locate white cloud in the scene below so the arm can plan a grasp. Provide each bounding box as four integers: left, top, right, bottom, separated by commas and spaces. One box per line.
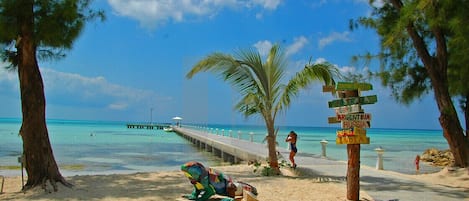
0, 66, 172, 112
254, 36, 308, 57
253, 0, 282, 10
253, 40, 273, 57
318, 31, 351, 49
339, 66, 356, 74
285, 36, 308, 56
313, 57, 327, 64
108, 102, 128, 110
41, 68, 171, 110
0, 65, 17, 83
107, 0, 283, 29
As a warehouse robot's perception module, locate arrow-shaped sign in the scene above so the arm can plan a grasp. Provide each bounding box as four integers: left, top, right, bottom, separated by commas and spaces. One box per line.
337, 113, 372, 121
336, 82, 373, 91
335, 104, 362, 115
336, 135, 370, 145
328, 95, 378, 108
341, 120, 371, 129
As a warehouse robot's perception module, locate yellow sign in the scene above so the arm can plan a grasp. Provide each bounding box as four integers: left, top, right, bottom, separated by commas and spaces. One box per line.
336, 135, 370, 144
336, 127, 367, 137
328, 116, 341, 124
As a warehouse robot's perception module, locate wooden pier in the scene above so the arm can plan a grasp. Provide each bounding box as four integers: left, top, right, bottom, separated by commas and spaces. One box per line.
126, 123, 169, 130
173, 127, 288, 164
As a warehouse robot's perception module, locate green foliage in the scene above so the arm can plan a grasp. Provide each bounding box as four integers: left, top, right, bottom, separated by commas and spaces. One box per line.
187, 44, 340, 121
252, 160, 288, 176
0, 0, 105, 68
187, 44, 340, 170
351, 0, 468, 106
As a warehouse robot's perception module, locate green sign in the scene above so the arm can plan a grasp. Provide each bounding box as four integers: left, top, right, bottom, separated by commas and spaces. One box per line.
328, 95, 378, 108
336, 82, 373, 91
335, 104, 362, 115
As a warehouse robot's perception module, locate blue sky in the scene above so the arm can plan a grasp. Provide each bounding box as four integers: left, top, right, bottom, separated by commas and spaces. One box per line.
0, 0, 449, 129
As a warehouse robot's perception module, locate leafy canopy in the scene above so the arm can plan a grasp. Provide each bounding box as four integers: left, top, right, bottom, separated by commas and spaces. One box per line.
351, 0, 469, 106
0, 0, 104, 66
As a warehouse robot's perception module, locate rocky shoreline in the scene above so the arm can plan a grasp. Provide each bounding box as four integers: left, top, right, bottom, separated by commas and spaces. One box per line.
420, 148, 454, 167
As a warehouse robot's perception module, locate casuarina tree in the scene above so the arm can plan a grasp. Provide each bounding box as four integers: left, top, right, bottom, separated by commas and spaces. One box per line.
352, 0, 469, 167
186, 44, 339, 173
0, 0, 104, 191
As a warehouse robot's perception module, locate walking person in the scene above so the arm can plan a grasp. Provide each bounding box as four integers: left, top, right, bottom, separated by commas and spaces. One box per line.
285, 131, 298, 168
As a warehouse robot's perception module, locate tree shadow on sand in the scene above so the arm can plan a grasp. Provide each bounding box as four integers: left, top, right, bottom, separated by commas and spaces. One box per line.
359, 175, 469, 200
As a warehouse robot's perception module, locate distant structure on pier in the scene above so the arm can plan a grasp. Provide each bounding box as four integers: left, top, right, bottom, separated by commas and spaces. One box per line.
126, 123, 170, 130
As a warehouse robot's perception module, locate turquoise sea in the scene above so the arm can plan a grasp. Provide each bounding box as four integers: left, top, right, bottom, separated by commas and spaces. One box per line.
0, 118, 446, 176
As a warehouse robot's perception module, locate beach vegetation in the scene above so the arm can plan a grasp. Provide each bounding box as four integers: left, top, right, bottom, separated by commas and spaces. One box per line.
351, 0, 469, 167
0, 0, 104, 191
252, 160, 288, 176
186, 44, 339, 174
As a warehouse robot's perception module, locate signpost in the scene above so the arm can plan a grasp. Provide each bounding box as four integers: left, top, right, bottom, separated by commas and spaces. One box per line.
328, 95, 377, 108
323, 83, 377, 201
334, 104, 362, 115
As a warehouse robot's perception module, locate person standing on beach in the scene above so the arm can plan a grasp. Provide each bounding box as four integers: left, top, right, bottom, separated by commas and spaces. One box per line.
415, 155, 421, 174
286, 131, 298, 168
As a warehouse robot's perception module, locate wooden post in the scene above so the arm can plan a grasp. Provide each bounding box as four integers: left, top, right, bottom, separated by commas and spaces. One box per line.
324, 84, 376, 201
345, 90, 360, 201
347, 144, 360, 200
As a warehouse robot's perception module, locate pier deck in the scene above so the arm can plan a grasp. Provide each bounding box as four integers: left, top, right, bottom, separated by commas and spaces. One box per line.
126, 123, 169, 130
173, 127, 289, 164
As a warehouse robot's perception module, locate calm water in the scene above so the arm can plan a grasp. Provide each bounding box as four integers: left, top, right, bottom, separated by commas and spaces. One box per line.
0, 118, 447, 176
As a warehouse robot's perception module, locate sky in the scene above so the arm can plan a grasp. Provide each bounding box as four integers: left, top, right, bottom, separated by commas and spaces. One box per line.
0, 0, 453, 130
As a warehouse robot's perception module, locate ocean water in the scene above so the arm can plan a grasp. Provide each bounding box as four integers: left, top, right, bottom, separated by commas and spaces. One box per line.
0, 118, 447, 176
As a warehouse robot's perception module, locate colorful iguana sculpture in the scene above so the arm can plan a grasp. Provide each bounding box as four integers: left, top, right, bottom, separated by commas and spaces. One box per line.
181, 161, 258, 201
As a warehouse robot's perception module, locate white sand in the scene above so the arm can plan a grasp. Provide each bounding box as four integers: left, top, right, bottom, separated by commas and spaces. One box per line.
1, 164, 467, 201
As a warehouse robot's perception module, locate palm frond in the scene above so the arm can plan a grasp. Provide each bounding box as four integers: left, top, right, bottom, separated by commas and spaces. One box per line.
278, 62, 341, 111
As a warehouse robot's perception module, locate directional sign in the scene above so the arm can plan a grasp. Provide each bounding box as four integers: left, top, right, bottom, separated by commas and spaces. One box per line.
322, 85, 336, 92
341, 120, 370, 129
337, 113, 371, 121
335, 104, 362, 115
336, 82, 373, 91
328, 116, 341, 124
328, 95, 378, 108
336, 135, 370, 145
336, 128, 354, 137
336, 127, 366, 137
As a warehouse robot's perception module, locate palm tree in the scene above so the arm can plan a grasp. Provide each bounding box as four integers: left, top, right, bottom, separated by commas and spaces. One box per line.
186, 44, 339, 173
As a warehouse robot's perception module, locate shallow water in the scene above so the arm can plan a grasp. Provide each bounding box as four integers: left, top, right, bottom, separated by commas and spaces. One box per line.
0, 118, 446, 176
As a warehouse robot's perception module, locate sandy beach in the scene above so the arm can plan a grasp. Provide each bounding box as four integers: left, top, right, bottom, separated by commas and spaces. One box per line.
1, 164, 468, 201
1, 164, 373, 201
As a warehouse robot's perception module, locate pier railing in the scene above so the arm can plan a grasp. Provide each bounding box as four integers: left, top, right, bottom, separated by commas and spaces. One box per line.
181, 124, 271, 144
126, 123, 171, 130
173, 126, 287, 164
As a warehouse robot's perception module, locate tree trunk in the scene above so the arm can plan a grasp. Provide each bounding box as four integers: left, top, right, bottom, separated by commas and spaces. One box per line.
17, 0, 70, 191
265, 118, 279, 173
393, 0, 469, 167
347, 144, 360, 201
424, 42, 469, 168
434, 85, 469, 167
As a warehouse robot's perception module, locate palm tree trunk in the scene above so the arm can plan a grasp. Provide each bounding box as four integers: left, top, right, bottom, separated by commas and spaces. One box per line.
265, 118, 279, 173
17, 0, 70, 191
